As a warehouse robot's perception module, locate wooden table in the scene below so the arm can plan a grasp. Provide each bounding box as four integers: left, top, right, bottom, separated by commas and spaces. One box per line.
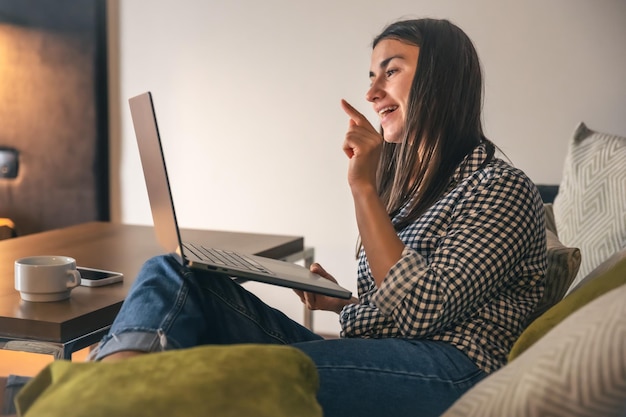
0, 222, 308, 359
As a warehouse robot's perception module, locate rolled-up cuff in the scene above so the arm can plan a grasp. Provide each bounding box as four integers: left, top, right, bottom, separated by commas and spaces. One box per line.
92, 329, 169, 361
372, 247, 428, 316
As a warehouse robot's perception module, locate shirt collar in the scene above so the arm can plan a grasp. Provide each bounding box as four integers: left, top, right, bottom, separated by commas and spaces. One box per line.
393, 142, 490, 223
450, 142, 489, 184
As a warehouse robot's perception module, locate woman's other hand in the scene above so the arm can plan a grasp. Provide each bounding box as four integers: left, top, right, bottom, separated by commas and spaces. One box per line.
294, 263, 358, 314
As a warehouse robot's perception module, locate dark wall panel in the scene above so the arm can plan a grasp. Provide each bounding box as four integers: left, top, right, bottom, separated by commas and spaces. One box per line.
0, 0, 108, 236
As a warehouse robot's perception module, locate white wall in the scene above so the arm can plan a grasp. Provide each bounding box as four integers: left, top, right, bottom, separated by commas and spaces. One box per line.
111, 0, 626, 334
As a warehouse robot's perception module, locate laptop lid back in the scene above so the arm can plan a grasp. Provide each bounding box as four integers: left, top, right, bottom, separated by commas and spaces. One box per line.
129, 92, 185, 265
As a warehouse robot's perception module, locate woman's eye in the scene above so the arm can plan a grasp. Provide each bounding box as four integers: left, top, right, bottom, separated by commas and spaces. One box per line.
385, 69, 398, 77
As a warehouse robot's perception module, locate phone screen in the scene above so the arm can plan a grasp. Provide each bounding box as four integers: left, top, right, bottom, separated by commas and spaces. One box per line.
77, 267, 123, 287
78, 268, 116, 280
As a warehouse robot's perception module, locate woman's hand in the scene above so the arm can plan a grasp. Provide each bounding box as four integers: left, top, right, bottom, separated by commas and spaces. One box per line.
341, 99, 406, 285
341, 99, 383, 192
294, 263, 358, 314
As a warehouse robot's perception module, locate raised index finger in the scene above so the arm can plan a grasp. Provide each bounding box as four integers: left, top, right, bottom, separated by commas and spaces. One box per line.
341, 99, 373, 129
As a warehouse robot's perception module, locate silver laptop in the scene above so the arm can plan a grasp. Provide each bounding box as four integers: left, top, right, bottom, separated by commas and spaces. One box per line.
129, 91, 352, 299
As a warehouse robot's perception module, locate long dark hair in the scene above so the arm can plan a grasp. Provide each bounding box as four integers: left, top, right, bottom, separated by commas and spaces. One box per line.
373, 19, 495, 231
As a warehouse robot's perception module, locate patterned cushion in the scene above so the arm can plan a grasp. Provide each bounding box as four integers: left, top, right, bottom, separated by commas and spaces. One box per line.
509, 256, 626, 361
526, 228, 581, 323
567, 247, 626, 295
442, 283, 626, 417
553, 122, 626, 289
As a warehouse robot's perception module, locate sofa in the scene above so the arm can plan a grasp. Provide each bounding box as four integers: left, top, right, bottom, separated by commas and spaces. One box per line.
6, 122, 626, 416
441, 122, 626, 416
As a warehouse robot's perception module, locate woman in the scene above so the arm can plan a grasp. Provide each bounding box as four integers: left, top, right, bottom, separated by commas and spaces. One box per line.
95, 18, 546, 416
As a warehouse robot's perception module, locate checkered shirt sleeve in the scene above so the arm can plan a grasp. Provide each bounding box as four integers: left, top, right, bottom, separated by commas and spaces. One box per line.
339, 145, 547, 374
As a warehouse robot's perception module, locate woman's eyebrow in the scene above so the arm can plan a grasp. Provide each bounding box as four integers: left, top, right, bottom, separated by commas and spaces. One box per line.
369, 54, 404, 78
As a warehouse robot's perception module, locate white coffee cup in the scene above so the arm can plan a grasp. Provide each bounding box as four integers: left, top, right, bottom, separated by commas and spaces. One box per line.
14, 256, 82, 302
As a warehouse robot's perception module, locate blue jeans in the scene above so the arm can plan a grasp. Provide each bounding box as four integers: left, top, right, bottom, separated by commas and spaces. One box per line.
95, 255, 486, 417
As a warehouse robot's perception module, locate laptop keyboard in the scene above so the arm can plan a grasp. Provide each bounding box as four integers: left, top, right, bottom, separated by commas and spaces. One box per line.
184, 243, 271, 274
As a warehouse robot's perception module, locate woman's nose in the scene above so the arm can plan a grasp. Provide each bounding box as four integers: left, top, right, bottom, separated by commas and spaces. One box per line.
366, 79, 384, 102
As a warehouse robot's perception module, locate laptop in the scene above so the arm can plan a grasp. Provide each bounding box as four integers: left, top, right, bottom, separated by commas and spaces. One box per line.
128, 91, 352, 299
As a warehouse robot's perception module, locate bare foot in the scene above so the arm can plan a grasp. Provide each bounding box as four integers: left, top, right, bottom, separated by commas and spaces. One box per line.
99, 351, 145, 362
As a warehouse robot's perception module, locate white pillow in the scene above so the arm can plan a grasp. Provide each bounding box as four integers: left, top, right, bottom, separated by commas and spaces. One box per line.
441, 284, 626, 417
553, 122, 626, 290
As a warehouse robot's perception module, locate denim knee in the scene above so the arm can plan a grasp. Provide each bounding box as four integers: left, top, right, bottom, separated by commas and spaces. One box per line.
93, 255, 204, 360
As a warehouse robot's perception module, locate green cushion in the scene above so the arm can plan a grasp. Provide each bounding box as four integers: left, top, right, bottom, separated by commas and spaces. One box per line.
16, 344, 322, 417
508, 256, 626, 361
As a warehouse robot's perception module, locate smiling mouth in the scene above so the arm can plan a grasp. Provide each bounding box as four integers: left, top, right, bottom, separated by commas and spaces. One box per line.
379, 106, 398, 117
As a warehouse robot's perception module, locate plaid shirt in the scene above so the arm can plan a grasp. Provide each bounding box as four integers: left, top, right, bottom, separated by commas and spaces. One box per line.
339, 144, 547, 374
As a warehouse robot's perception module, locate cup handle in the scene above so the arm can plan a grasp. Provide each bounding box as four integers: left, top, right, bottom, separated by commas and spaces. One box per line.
67, 269, 82, 289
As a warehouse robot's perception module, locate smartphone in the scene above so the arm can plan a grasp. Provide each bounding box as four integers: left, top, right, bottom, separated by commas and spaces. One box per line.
78, 267, 124, 287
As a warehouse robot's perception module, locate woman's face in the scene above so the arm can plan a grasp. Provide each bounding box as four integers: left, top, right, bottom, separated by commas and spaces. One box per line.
366, 39, 419, 143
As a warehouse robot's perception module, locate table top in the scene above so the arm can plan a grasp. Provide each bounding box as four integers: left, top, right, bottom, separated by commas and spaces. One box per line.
0, 222, 304, 343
